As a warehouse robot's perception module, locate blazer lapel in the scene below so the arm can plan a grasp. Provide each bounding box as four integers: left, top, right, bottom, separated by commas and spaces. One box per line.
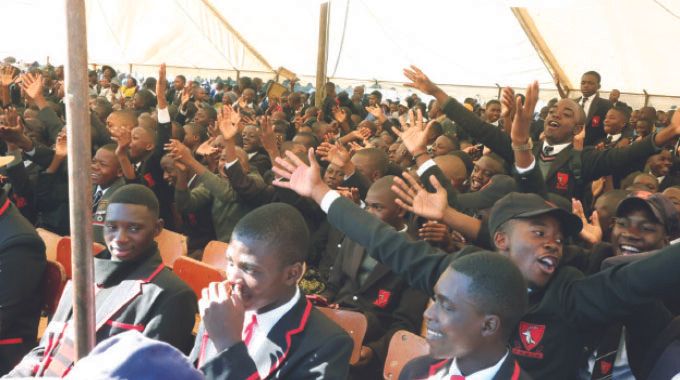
343, 240, 365, 283
586, 95, 600, 123
357, 263, 391, 292
545, 146, 573, 181
492, 355, 522, 380
248, 296, 313, 379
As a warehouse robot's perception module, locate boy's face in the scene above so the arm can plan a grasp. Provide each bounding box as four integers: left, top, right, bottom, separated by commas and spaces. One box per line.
611, 206, 666, 255
104, 203, 162, 262
364, 186, 404, 229
194, 108, 210, 128
496, 215, 563, 289
543, 99, 582, 145
633, 175, 658, 193
129, 127, 154, 161
603, 109, 627, 135
663, 188, 680, 214
91, 148, 121, 187
469, 157, 502, 192
173, 76, 184, 91
432, 135, 456, 157
133, 93, 145, 110
580, 73, 600, 97
160, 156, 178, 187
636, 120, 653, 136
241, 125, 261, 153
183, 127, 198, 147
485, 103, 501, 123
648, 151, 672, 177
323, 164, 344, 189
424, 269, 487, 359
226, 239, 300, 312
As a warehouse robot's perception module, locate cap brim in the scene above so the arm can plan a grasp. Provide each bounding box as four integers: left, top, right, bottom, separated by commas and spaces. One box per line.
515, 207, 583, 239
617, 197, 664, 225
0, 156, 14, 168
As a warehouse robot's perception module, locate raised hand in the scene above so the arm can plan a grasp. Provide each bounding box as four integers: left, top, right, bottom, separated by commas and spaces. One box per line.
20, 72, 44, 100
0, 66, 16, 87
164, 139, 193, 163
403, 65, 441, 96
196, 137, 219, 157
572, 198, 602, 245
510, 81, 538, 144
260, 115, 279, 154
392, 108, 429, 156
157, 63, 168, 109
332, 106, 348, 124
54, 131, 68, 157
419, 221, 453, 249
500, 86, 516, 119
392, 172, 448, 221
217, 105, 239, 140
110, 126, 132, 157
180, 85, 192, 106
272, 148, 329, 203
317, 141, 350, 168
336, 186, 360, 204
365, 105, 382, 119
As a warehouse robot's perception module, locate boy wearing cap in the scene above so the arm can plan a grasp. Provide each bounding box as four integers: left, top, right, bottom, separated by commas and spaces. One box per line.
272, 87, 680, 379
7, 184, 197, 378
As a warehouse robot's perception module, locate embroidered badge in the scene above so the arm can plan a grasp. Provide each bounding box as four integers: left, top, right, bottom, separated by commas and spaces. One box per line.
511, 321, 546, 359
373, 289, 391, 308
11, 194, 27, 208
600, 360, 612, 375
556, 172, 569, 190
592, 115, 601, 127
143, 173, 155, 187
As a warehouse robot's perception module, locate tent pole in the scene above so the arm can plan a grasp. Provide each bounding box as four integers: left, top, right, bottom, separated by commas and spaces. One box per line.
315, 1, 329, 107
64, 0, 96, 359
643, 90, 649, 106
511, 8, 573, 91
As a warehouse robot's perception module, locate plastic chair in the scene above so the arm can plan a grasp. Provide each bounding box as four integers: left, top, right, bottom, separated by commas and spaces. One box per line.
56, 237, 106, 279
155, 228, 188, 268
201, 240, 229, 272
173, 256, 226, 297
41, 260, 67, 318
316, 306, 368, 365
383, 330, 429, 380
36, 228, 62, 261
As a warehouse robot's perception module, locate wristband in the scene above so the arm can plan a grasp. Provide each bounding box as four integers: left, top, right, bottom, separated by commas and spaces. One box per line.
511, 139, 533, 151
413, 151, 429, 160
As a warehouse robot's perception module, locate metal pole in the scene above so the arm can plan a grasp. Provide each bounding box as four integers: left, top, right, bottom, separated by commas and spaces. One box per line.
315, 1, 329, 107
64, 0, 96, 359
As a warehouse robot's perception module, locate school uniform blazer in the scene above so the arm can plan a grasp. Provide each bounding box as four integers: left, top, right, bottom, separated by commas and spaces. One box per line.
399, 354, 532, 380
325, 195, 680, 379
7, 247, 197, 377
440, 97, 660, 200
323, 230, 428, 362
574, 95, 612, 147
658, 173, 680, 191
179, 176, 216, 252
92, 177, 126, 245
195, 295, 353, 380
248, 150, 273, 177
0, 194, 46, 376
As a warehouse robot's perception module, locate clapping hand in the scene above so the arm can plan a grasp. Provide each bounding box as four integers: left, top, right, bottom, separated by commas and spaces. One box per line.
391, 172, 449, 221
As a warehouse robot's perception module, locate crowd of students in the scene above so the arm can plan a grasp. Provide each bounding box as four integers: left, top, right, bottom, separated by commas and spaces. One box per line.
0, 57, 679, 379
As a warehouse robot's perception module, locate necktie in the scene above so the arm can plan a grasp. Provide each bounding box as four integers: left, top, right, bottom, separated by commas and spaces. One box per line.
543, 145, 554, 156
92, 189, 103, 212
242, 314, 258, 346
581, 96, 589, 109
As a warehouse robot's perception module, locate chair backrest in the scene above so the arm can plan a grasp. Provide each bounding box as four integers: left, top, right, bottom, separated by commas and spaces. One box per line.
42, 260, 67, 317
383, 330, 429, 380
316, 306, 368, 365
56, 237, 106, 279
36, 228, 62, 261
155, 228, 188, 268
173, 256, 226, 297
201, 240, 228, 273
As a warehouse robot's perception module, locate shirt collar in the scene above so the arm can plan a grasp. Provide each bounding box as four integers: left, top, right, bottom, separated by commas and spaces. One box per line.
542, 141, 571, 155
443, 351, 509, 380
96, 185, 112, 195
247, 151, 258, 160
244, 287, 301, 338
608, 133, 622, 143
187, 174, 198, 188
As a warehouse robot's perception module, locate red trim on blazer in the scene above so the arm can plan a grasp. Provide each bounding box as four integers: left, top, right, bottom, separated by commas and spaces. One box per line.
428, 358, 451, 377
0, 198, 10, 216
105, 320, 145, 332
0, 337, 22, 345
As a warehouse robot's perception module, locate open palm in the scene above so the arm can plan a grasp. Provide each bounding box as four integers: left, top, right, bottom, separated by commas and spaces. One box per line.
392, 173, 448, 221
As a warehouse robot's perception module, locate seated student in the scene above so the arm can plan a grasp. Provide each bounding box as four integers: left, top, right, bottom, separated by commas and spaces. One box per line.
321, 176, 428, 379
182, 123, 208, 154
633, 119, 654, 142
647, 150, 680, 191
6, 184, 197, 377
0, 179, 46, 376
91, 144, 125, 245
599, 103, 632, 150
241, 124, 272, 176
400, 252, 530, 380
271, 80, 680, 379
190, 203, 353, 380
160, 154, 215, 258
468, 155, 507, 193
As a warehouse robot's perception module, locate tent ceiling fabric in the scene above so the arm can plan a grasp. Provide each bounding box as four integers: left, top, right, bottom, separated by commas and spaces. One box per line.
0, 0, 677, 107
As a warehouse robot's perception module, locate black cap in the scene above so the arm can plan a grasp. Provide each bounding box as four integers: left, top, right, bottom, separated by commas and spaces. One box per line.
488, 192, 583, 238
616, 190, 680, 236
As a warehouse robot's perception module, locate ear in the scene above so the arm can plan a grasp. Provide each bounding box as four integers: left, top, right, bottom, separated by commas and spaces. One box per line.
493, 231, 509, 252
573, 124, 584, 136
396, 205, 407, 219
153, 218, 164, 237
480, 315, 501, 338
145, 142, 155, 152
284, 262, 304, 286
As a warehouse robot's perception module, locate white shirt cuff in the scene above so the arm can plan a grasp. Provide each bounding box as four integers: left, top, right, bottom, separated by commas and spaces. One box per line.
24, 147, 36, 156
320, 190, 341, 213
515, 158, 536, 174
157, 107, 171, 124
224, 159, 239, 169
416, 159, 436, 177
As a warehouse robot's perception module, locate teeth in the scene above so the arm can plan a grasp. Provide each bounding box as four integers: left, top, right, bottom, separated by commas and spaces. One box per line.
620, 245, 641, 253
549, 121, 559, 127
539, 257, 556, 268
427, 329, 443, 339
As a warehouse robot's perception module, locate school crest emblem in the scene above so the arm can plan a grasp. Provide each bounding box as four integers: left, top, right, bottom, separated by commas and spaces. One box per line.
519, 322, 545, 351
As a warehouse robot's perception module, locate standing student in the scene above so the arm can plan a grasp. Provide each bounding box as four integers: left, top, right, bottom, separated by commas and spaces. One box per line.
191, 203, 353, 380
573, 71, 612, 146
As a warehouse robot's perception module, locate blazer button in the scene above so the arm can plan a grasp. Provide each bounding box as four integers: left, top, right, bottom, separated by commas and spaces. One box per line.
337, 244, 342, 248
352, 296, 358, 301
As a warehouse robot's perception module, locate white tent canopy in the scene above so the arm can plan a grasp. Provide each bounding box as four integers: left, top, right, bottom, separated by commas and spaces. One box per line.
2, 0, 678, 109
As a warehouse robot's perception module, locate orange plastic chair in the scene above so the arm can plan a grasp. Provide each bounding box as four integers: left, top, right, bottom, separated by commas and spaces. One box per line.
316, 307, 368, 365
56, 237, 106, 279
41, 260, 67, 317
155, 228, 188, 268
201, 240, 229, 272
36, 228, 62, 261
383, 330, 429, 380
173, 256, 226, 297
